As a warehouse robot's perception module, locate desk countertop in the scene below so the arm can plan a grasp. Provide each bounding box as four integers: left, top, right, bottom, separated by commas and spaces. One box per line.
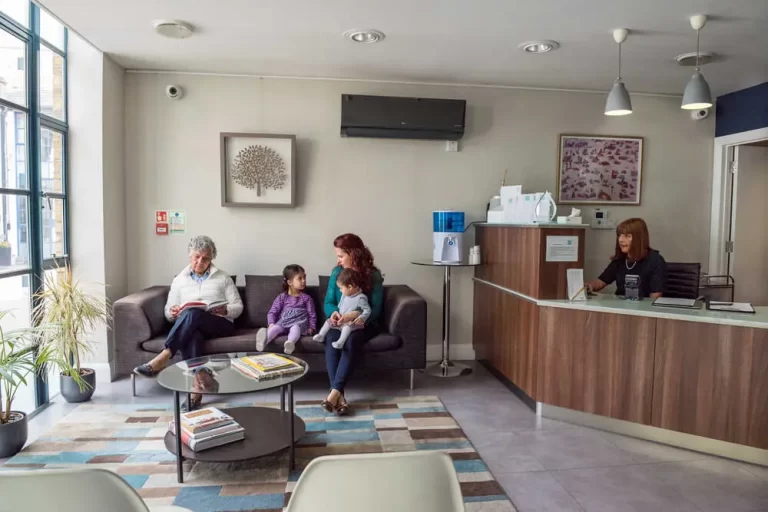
473, 277, 768, 330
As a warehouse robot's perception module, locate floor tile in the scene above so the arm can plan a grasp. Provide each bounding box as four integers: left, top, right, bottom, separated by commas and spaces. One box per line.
553, 464, 700, 512
513, 429, 634, 470
598, 431, 713, 464
733, 461, 768, 482
643, 458, 768, 512
495, 472, 584, 512
474, 433, 546, 474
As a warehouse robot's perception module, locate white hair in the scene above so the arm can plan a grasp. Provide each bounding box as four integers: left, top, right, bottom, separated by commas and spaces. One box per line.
188, 235, 217, 259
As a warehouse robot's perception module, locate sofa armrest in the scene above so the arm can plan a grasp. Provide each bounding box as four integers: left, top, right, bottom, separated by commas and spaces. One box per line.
383, 285, 427, 365
113, 286, 170, 377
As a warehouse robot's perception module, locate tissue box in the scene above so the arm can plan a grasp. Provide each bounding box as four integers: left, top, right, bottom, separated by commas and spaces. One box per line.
557, 216, 583, 225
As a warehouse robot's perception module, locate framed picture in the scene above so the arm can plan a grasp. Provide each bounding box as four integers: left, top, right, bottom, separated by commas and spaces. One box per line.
220, 133, 296, 207
556, 134, 644, 205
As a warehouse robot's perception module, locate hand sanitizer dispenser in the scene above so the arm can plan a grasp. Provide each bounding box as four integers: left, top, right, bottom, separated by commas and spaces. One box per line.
433, 211, 464, 263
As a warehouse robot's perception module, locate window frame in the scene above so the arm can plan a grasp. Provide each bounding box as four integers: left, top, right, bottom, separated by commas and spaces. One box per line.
0, 2, 68, 410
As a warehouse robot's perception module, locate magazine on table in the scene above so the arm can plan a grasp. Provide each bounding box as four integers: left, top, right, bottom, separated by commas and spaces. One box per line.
178, 300, 229, 313
232, 358, 304, 381
168, 421, 245, 451
178, 407, 234, 434
240, 354, 300, 372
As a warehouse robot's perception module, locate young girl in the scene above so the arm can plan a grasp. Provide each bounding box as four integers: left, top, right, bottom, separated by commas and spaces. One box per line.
256, 265, 317, 355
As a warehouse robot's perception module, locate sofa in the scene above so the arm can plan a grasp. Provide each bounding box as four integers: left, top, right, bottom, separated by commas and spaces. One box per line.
113, 274, 427, 388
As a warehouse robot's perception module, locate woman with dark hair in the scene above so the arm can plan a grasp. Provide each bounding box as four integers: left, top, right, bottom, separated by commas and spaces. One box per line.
587, 218, 666, 299
321, 233, 384, 415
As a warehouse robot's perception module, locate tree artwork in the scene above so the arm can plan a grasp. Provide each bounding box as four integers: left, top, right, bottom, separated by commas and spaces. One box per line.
230, 144, 287, 197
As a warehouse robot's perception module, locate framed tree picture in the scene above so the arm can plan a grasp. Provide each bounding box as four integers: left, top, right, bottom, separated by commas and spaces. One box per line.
220, 133, 296, 207
557, 134, 643, 205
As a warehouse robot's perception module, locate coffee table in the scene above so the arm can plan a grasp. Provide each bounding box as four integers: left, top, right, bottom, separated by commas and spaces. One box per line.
157, 352, 309, 483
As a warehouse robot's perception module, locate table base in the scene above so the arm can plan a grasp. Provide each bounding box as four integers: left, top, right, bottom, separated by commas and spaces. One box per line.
425, 360, 473, 378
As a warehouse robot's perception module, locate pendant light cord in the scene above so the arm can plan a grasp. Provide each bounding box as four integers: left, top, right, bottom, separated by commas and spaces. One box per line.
695, 29, 700, 71
617, 41, 622, 81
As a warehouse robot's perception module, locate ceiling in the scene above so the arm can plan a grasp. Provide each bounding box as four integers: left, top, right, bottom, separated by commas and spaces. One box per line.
40, 0, 768, 96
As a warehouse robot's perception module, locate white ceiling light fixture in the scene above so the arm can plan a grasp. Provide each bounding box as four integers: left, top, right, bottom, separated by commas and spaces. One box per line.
517, 40, 559, 54
681, 14, 713, 110
344, 29, 385, 44
153, 20, 195, 39
605, 28, 632, 116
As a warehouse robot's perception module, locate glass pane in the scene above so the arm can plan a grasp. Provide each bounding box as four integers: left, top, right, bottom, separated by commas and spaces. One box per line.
40, 127, 63, 193
0, 0, 29, 28
0, 193, 30, 273
1, 108, 27, 190
0, 29, 27, 107
0, 275, 36, 414
39, 45, 64, 120
41, 197, 64, 259
40, 9, 65, 51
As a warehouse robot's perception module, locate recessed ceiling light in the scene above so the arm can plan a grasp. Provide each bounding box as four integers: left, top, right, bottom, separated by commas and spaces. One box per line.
343, 29, 385, 44
517, 40, 559, 54
153, 20, 195, 39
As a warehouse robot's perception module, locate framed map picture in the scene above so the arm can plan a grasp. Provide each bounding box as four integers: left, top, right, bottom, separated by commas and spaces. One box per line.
557, 135, 643, 205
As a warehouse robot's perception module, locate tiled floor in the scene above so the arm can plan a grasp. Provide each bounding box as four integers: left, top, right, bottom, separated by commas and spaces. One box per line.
9, 362, 768, 512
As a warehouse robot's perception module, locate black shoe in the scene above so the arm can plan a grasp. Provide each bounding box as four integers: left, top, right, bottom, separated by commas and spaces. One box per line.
133, 364, 157, 377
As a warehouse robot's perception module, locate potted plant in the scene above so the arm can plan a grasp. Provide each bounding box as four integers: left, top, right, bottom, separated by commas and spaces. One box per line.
0, 240, 11, 266
0, 311, 56, 458
34, 266, 111, 403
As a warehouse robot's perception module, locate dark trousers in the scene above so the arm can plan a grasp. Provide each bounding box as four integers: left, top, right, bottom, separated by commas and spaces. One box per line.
324, 324, 377, 392
164, 309, 235, 360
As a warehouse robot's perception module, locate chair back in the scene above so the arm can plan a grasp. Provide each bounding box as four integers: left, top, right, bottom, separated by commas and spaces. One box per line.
286, 451, 464, 512
0, 467, 150, 512
665, 262, 701, 299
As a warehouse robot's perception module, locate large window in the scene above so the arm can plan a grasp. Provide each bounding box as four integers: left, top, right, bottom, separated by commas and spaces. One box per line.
0, 1, 67, 411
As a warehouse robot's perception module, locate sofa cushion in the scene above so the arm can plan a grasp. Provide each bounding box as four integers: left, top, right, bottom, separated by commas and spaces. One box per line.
268, 333, 401, 354
141, 328, 259, 354
244, 275, 284, 328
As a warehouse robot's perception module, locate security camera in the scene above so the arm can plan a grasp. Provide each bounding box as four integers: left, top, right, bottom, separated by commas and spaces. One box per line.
691, 108, 709, 121
165, 85, 184, 100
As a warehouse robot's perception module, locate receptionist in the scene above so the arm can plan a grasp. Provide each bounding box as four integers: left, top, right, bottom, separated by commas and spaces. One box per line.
586, 218, 666, 299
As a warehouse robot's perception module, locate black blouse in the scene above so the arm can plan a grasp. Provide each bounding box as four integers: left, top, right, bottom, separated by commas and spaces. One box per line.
598, 250, 666, 298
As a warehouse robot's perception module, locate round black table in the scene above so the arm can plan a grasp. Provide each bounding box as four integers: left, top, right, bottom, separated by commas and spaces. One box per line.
157, 352, 308, 483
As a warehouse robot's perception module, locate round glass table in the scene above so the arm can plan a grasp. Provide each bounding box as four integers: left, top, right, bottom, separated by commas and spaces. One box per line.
157, 352, 309, 483
411, 260, 479, 378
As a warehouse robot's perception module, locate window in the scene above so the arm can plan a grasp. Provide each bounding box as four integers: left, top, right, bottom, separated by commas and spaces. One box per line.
0, 1, 67, 409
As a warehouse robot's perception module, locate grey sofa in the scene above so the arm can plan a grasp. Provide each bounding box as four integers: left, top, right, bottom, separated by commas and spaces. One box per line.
113, 274, 427, 388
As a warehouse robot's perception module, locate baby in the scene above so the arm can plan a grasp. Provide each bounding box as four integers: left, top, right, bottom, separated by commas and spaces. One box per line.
313, 268, 370, 349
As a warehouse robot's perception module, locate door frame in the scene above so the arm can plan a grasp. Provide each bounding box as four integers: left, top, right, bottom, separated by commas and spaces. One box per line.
709, 127, 768, 275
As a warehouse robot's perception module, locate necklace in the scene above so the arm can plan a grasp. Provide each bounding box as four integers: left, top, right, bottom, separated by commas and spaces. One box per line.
625, 259, 637, 270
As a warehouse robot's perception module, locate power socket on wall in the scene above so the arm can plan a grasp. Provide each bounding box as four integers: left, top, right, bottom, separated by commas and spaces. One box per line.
445, 140, 459, 152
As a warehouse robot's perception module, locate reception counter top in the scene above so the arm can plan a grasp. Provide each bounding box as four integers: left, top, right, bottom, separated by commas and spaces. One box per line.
474, 277, 768, 330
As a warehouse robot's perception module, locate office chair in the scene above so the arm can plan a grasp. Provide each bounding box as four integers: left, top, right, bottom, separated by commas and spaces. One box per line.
664, 262, 701, 299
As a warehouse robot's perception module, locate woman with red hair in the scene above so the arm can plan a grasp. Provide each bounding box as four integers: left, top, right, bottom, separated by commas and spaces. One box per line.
587, 218, 666, 299
321, 233, 384, 415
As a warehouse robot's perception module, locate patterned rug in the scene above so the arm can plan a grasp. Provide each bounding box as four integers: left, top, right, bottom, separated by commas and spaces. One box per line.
0, 396, 516, 511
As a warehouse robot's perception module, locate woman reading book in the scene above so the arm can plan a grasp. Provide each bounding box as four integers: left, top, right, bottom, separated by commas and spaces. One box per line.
133, 235, 243, 410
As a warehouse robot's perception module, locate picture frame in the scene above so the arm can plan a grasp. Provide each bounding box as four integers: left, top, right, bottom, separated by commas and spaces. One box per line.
220, 132, 297, 208
556, 134, 644, 205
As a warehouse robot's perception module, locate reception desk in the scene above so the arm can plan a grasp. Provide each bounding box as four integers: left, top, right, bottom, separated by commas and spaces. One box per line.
473, 224, 768, 465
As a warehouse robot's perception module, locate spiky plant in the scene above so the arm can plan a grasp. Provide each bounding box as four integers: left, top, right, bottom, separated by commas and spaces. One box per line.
33, 266, 112, 392
0, 311, 57, 424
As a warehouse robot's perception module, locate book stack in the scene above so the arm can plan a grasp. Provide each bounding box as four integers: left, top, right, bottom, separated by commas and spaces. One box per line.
168, 407, 245, 451
232, 354, 304, 381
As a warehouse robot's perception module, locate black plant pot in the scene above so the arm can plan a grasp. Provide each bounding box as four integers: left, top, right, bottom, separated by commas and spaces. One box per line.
0, 411, 28, 458
60, 368, 96, 403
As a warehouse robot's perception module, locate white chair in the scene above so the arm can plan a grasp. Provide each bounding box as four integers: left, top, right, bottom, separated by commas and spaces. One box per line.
0, 467, 191, 512
286, 451, 464, 512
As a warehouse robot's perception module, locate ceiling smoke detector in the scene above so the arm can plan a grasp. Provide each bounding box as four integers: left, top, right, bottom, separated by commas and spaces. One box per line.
518, 40, 560, 54
344, 29, 385, 44
153, 20, 195, 39
676, 51, 717, 66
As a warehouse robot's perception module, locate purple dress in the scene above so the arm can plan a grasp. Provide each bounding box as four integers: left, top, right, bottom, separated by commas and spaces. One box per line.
267, 293, 317, 334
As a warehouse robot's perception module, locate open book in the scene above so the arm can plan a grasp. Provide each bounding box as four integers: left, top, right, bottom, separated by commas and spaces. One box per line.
179, 300, 228, 313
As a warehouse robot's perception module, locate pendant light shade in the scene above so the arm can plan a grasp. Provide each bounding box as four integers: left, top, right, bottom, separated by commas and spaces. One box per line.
605, 80, 633, 116
605, 29, 632, 116
681, 71, 713, 110
681, 15, 713, 110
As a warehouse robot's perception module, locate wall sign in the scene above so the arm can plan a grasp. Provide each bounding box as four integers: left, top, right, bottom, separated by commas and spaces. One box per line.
546, 236, 579, 262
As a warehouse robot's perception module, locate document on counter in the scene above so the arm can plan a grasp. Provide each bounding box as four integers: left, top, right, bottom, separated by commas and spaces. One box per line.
652, 297, 701, 309
707, 301, 756, 314
566, 269, 587, 301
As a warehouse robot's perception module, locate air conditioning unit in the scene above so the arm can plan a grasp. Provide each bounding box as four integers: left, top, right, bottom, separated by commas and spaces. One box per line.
341, 94, 466, 141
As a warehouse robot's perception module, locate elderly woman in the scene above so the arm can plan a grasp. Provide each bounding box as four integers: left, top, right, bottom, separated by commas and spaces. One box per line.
134, 236, 243, 404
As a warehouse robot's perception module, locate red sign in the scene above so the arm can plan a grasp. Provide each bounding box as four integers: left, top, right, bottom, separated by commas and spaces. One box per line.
156, 223, 169, 235
156, 210, 168, 222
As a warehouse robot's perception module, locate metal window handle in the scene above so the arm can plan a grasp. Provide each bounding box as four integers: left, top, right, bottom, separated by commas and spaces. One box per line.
41, 191, 52, 209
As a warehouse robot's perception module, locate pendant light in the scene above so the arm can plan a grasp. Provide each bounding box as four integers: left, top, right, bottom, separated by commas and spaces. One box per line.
681, 15, 713, 110
605, 29, 632, 116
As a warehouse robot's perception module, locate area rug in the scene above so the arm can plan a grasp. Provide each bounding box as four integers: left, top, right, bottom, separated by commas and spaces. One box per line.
0, 396, 516, 511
